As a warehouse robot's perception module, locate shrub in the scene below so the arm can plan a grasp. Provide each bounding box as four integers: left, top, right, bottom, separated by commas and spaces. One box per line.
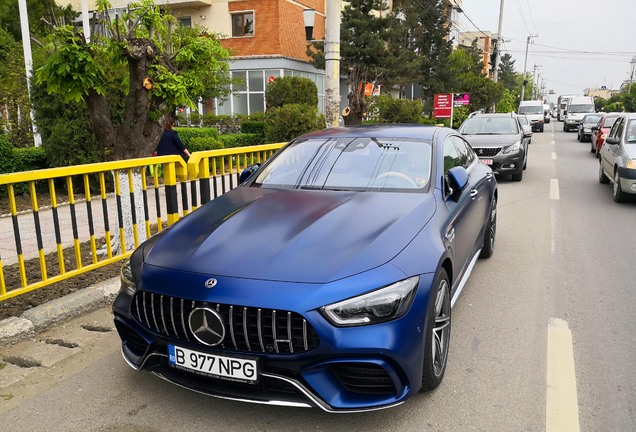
13, 147, 47, 172
173, 127, 219, 148
265, 104, 325, 143
240, 121, 265, 136
218, 133, 265, 148
265, 77, 318, 109
188, 136, 224, 152
0, 134, 14, 174
201, 114, 242, 134
368, 95, 423, 124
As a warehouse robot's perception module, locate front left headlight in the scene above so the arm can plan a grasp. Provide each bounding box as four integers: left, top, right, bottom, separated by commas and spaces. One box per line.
626, 160, 636, 169
320, 276, 419, 327
503, 141, 522, 154
120, 259, 137, 297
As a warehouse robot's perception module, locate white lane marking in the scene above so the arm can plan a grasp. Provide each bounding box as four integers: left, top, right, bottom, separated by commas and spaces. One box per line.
551, 152, 557, 160
550, 179, 560, 200
551, 140, 556, 145
546, 318, 581, 432
550, 208, 557, 254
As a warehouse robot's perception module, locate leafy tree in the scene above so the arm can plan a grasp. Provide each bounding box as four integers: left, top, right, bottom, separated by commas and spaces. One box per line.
622, 85, 636, 112
0, 0, 77, 40
497, 53, 518, 92
448, 47, 504, 112
0, 28, 32, 147
35, 0, 232, 161
391, 0, 454, 104
495, 88, 517, 113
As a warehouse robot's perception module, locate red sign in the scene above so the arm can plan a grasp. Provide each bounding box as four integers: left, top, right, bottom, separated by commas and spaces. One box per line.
268, 76, 276, 84
434, 94, 453, 118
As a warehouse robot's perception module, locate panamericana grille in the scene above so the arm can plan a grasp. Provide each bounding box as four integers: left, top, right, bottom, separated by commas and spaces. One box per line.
473, 147, 501, 157
131, 292, 319, 355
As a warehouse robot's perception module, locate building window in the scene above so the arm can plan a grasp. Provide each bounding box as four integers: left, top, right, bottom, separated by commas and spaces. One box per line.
232, 12, 254, 37
178, 17, 192, 27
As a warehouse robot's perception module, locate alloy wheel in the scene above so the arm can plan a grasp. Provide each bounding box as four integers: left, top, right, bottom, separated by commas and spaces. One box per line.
431, 279, 451, 378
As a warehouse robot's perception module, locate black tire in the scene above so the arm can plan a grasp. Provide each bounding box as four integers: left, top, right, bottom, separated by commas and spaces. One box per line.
421, 268, 451, 392
577, 131, 581, 141
590, 141, 596, 153
613, 170, 628, 203
511, 169, 523, 182
539, 125, 544, 133
599, 162, 609, 184
480, 196, 497, 259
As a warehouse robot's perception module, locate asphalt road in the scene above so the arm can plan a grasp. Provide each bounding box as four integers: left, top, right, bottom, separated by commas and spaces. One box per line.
1, 120, 634, 431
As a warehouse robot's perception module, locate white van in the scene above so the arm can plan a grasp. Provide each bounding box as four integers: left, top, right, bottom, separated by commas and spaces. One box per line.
518, 100, 545, 132
563, 96, 595, 132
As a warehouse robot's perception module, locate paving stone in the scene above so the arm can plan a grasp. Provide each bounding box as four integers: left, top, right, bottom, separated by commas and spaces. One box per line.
7, 341, 81, 368
0, 362, 37, 389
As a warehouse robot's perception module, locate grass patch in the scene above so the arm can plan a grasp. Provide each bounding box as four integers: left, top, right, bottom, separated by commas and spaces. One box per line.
1, 393, 13, 400
0, 362, 5, 371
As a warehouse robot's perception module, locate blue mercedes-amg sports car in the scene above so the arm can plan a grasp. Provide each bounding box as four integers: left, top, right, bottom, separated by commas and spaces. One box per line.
113, 125, 498, 412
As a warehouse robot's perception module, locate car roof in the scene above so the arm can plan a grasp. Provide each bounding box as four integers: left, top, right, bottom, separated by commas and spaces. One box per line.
469, 113, 517, 119
297, 124, 442, 140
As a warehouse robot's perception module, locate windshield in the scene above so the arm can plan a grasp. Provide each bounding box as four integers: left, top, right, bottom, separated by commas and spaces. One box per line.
254, 137, 432, 191
517, 116, 529, 125
568, 104, 595, 113
459, 117, 520, 135
604, 116, 618, 128
518, 106, 543, 115
627, 120, 636, 143
583, 115, 602, 125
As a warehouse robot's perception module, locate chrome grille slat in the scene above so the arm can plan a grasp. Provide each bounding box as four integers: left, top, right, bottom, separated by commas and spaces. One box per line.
131, 294, 318, 354
170, 297, 178, 338
257, 309, 265, 352
243, 307, 251, 351
229, 305, 237, 350
159, 295, 169, 336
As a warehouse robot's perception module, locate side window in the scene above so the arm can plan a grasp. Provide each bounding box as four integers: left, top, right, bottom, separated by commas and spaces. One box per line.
609, 118, 623, 139
615, 118, 625, 140
443, 138, 462, 174
450, 136, 475, 168
232, 12, 254, 37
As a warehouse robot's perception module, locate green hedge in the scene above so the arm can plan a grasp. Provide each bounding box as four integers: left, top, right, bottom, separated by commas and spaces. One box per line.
265, 77, 318, 109
240, 121, 265, 136
219, 133, 265, 148
173, 127, 219, 148
188, 136, 224, 152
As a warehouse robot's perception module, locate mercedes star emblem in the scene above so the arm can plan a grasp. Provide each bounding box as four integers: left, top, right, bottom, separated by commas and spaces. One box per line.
204, 278, 218, 288
188, 307, 225, 346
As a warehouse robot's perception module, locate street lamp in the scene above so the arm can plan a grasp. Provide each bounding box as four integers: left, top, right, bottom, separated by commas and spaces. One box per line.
520, 34, 538, 102
303, 8, 316, 41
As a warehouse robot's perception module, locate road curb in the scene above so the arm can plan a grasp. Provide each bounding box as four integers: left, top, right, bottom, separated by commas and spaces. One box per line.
0, 277, 119, 346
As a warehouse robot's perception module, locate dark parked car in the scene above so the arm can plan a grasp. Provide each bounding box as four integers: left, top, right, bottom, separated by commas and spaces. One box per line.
591, 113, 619, 157
458, 113, 531, 181
577, 113, 604, 142
113, 125, 498, 412
598, 113, 636, 202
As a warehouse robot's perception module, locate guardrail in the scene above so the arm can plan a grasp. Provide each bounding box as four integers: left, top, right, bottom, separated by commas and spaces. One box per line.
0, 143, 285, 302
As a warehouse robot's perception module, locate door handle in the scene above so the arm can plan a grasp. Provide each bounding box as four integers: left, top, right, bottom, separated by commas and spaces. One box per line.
470, 189, 478, 198
445, 227, 455, 242
486, 173, 493, 181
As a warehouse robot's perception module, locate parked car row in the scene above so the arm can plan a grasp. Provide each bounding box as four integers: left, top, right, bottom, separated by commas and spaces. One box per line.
597, 113, 636, 202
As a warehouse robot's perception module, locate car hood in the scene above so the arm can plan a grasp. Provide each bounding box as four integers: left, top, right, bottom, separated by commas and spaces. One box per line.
462, 134, 521, 147
144, 187, 437, 284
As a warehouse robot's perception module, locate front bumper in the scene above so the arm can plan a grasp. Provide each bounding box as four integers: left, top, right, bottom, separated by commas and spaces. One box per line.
475, 149, 525, 175
618, 166, 636, 194
112, 272, 436, 413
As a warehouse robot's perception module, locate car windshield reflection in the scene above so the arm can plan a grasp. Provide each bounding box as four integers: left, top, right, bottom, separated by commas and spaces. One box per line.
458, 117, 520, 135
254, 137, 433, 191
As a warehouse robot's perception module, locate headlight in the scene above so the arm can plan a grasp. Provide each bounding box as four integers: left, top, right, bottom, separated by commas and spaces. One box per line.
503, 141, 521, 154
584, 128, 591, 133
321, 276, 419, 327
626, 160, 636, 169
120, 259, 137, 296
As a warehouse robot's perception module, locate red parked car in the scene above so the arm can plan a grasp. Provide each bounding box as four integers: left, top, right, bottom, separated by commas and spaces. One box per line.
591, 113, 619, 157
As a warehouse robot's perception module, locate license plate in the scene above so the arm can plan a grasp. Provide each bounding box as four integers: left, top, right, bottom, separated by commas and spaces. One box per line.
479, 159, 493, 165
168, 345, 258, 383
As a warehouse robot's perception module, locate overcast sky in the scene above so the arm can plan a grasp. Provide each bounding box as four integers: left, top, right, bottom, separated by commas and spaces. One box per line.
459, 0, 636, 103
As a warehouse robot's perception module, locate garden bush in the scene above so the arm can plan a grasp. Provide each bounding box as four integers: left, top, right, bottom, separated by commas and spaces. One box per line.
173, 127, 219, 149
218, 133, 265, 148
265, 77, 318, 109
265, 104, 325, 143
367, 95, 423, 124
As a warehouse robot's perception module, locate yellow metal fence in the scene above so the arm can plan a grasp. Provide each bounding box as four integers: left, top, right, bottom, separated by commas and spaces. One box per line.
0, 143, 285, 302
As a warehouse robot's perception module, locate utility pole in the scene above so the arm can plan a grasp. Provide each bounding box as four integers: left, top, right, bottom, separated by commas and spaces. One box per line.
532, 65, 541, 99
324, 0, 341, 128
18, 0, 41, 147
520, 34, 537, 102
81, 0, 91, 43
492, 0, 505, 82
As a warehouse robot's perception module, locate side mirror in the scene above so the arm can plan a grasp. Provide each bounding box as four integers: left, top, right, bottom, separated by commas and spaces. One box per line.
446, 166, 469, 200
564, 110, 568, 115
239, 163, 261, 184
605, 136, 620, 146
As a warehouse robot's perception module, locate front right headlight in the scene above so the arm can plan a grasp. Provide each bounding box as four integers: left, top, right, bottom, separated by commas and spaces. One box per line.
320, 276, 419, 327
626, 160, 636, 169
503, 141, 521, 154
120, 259, 137, 297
